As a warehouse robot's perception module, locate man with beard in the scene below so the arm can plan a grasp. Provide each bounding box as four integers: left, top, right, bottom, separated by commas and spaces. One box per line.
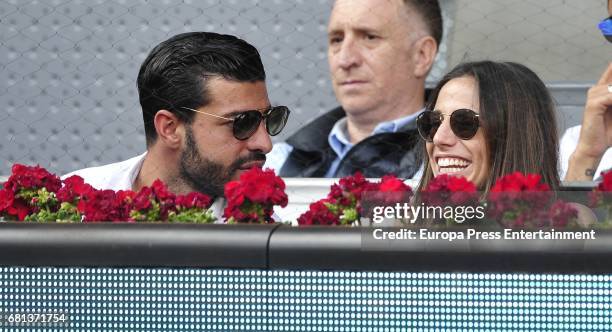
64, 32, 290, 218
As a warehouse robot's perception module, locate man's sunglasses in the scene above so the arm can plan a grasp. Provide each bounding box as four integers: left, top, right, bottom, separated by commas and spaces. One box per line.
181, 105, 290, 140
416, 108, 480, 142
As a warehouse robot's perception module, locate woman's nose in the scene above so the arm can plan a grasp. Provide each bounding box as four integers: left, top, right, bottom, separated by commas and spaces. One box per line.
432, 118, 458, 147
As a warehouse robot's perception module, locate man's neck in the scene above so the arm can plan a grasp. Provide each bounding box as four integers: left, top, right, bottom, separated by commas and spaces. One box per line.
133, 148, 193, 195
345, 93, 424, 144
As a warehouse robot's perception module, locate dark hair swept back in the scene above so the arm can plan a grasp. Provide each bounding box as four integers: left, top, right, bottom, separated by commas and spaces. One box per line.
137, 32, 266, 146
418, 61, 560, 192
404, 0, 443, 46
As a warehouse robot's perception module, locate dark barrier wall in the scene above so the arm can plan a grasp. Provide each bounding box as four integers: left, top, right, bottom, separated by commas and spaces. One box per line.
0, 223, 611, 272
0, 223, 611, 331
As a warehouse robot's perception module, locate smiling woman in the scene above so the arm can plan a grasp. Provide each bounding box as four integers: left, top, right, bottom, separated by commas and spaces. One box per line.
417, 61, 560, 192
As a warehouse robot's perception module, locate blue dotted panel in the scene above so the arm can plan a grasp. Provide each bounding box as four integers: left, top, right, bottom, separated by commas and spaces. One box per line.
1, 268, 610, 331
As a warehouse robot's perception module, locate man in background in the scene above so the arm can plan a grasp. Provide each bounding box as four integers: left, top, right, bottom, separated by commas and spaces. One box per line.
560, 0, 612, 181
265, 0, 442, 178
64, 32, 290, 216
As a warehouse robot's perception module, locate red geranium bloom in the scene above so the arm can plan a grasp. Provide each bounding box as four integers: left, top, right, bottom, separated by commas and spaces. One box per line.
128, 180, 178, 220
0, 164, 64, 220
56, 175, 94, 203
548, 200, 578, 228
77, 189, 132, 222
151, 179, 174, 202
299, 172, 387, 226
175, 192, 213, 209
422, 174, 477, 206
0, 189, 15, 212
363, 174, 412, 207
490, 172, 550, 192
589, 170, 612, 207
595, 169, 612, 192
0, 188, 31, 220
223, 167, 287, 223
335, 172, 377, 201
3, 164, 61, 193
488, 172, 558, 228
297, 199, 340, 225
133, 187, 153, 211
378, 175, 410, 192
242, 168, 288, 205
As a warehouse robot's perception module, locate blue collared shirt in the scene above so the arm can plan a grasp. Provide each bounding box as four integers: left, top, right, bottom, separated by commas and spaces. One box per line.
264, 109, 424, 178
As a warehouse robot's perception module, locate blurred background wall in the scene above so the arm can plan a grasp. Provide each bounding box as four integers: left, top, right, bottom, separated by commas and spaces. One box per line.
0, 0, 609, 175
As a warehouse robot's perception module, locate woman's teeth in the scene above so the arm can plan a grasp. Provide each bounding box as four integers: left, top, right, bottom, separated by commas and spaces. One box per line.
437, 158, 470, 173
440, 167, 465, 174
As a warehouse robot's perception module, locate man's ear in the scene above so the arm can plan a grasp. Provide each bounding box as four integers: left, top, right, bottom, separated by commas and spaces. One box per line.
153, 110, 183, 149
412, 36, 438, 78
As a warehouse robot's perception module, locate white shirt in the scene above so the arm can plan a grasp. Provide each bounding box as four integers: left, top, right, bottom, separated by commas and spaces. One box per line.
559, 125, 612, 180
63, 152, 226, 220
63, 153, 147, 192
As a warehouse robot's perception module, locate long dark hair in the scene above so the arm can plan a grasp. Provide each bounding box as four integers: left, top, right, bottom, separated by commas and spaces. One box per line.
417, 61, 560, 192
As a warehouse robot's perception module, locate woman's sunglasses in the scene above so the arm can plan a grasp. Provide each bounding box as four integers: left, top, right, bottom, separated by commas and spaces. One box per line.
181, 106, 290, 140
416, 108, 480, 142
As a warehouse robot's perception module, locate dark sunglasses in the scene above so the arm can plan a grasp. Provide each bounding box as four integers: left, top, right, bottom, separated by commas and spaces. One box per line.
181, 105, 290, 140
416, 108, 480, 142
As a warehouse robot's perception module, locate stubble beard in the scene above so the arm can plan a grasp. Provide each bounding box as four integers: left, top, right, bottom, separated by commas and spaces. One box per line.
178, 126, 267, 198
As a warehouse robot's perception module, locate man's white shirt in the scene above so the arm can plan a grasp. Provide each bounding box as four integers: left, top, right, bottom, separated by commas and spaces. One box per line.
62, 152, 226, 220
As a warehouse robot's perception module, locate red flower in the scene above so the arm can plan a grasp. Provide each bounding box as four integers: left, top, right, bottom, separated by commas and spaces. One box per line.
56, 175, 94, 203
334, 172, 377, 201
10, 199, 30, 221
0, 189, 15, 212
1, 164, 75, 221
299, 172, 388, 226
595, 169, 612, 191
224, 181, 245, 206
3, 164, 61, 193
0, 163, 214, 222
152, 179, 177, 217
226, 168, 288, 206
548, 200, 578, 228
488, 172, 556, 228
132, 187, 153, 211
77, 189, 132, 222
589, 170, 612, 207
422, 174, 478, 206
378, 175, 410, 192
151, 179, 174, 202
362, 174, 412, 209
490, 172, 550, 192
175, 192, 212, 209
0, 188, 31, 220
115, 190, 137, 219
297, 199, 340, 225
329, 172, 377, 208
128, 180, 178, 221
223, 168, 288, 223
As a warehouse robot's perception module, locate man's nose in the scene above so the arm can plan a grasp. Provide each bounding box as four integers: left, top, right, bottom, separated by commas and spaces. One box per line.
336, 37, 362, 70
246, 120, 273, 153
